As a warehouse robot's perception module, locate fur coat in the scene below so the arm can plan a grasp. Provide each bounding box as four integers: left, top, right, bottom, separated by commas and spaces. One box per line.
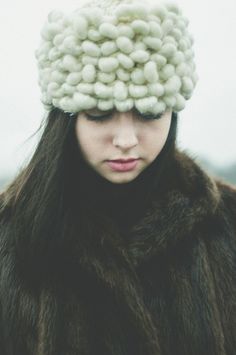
0, 149, 236, 355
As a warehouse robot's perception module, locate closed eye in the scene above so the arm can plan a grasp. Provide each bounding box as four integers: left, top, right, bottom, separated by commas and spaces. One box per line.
139, 112, 163, 120
85, 108, 114, 121
85, 109, 164, 122
135, 109, 164, 121
85, 113, 111, 121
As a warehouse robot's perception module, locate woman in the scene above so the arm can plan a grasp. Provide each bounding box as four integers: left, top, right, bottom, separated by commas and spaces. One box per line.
0, 0, 236, 354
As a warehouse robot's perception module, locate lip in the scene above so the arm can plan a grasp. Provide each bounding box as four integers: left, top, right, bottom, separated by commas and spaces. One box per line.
108, 158, 139, 163
106, 159, 140, 172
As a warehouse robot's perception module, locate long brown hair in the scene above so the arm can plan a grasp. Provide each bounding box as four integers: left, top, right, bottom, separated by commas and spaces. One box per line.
0, 108, 178, 354
0, 108, 177, 264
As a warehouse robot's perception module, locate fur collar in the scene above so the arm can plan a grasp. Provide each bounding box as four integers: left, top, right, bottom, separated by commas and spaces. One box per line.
75, 149, 221, 282
125, 149, 221, 267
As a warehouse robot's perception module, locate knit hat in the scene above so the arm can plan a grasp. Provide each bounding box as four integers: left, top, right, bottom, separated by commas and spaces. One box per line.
35, 0, 198, 115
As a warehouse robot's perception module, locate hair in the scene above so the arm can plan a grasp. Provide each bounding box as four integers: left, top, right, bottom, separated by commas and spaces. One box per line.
0, 107, 178, 353
0, 107, 178, 259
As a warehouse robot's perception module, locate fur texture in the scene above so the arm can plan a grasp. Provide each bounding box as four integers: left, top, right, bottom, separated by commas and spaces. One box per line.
0, 149, 236, 355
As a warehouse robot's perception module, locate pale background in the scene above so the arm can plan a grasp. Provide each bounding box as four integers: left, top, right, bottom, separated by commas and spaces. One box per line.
0, 0, 235, 183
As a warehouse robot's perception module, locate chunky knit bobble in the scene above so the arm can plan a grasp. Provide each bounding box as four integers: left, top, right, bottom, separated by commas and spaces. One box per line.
130, 50, 150, 63
98, 72, 116, 83
94, 82, 113, 99
99, 23, 119, 39
62, 55, 82, 72
82, 56, 98, 66
81, 41, 101, 57
135, 96, 161, 114
77, 83, 94, 95
148, 83, 165, 97
71, 16, 88, 40
131, 68, 145, 85
73, 92, 97, 110
118, 24, 135, 39
113, 81, 128, 101
98, 57, 119, 72
66, 72, 82, 86
98, 99, 114, 111
117, 53, 134, 69
116, 37, 134, 54
144, 61, 159, 83
82, 64, 96, 83
115, 98, 134, 112
164, 75, 182, 95
101, 41, 117, 56
129, 84, 148, 98
117, 68, 130, 82
87, 29, 103, 42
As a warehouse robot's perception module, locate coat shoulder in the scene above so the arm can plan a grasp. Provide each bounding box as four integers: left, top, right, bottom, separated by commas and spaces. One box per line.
0, 192, 13, 270
214, 178, 236, 236
215, 179, 236, 213
216, 179, 236, 198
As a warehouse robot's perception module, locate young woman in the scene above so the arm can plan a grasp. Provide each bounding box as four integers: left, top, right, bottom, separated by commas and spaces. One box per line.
1, 1, 236, 354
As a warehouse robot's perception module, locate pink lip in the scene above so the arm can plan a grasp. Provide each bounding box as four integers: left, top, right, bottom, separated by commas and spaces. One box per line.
106, 159, 140, 172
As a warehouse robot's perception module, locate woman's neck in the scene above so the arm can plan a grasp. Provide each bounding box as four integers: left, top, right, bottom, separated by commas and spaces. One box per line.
77, 149, 175, 233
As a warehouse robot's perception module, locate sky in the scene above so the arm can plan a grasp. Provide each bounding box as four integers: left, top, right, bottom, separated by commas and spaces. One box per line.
0, 0, 236, 180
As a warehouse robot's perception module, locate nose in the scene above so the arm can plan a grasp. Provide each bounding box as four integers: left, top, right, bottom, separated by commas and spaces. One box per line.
112, 114, 138, 150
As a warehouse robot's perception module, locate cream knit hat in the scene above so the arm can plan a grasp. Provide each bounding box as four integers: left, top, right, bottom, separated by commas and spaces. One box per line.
35, 0, 198, 115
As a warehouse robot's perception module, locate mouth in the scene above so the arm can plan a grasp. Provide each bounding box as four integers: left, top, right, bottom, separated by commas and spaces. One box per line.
108, 158, 140, 163
106, 158, 140, 172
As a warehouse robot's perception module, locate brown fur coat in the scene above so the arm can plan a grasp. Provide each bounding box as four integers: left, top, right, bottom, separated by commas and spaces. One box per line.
0, 150, 236, 355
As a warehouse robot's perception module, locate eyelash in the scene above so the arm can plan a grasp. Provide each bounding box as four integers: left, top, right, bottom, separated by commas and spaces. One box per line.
86, 112, 163, 122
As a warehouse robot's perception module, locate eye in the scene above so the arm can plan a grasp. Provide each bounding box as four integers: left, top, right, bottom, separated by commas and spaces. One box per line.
86, 113, 111, 122
138, 112, 164, 120
133, 107, 164, 121
85, 109, 113, 122
85, 110, 164, 122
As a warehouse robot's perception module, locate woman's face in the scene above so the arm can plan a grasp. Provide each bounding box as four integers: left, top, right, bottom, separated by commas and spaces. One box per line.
75, 108, 172, 184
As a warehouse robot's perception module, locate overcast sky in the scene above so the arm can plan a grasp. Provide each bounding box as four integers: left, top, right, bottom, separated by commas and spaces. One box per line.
0, 0, 236, 179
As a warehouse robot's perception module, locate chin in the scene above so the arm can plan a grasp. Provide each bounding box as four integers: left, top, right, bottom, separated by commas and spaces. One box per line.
105, 172, 140, 184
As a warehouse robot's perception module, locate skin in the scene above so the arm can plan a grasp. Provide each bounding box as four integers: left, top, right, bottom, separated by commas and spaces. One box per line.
75, 108, 172, 184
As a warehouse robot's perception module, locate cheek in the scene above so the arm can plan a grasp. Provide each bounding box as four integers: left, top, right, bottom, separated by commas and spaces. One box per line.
142, 123, 170, 155
76, 122, 104, 160
76, 122, 91, 156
